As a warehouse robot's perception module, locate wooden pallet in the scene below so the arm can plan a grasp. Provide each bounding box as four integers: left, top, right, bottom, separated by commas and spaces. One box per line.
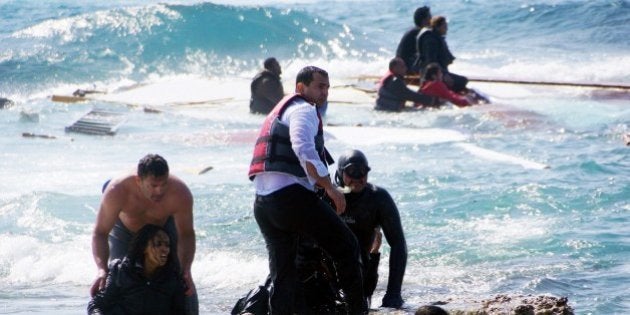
65, 109, 126, 135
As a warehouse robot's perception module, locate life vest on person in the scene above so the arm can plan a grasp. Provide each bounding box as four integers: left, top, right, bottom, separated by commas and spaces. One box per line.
412, 27, 434, 72
248, 94, 331, 180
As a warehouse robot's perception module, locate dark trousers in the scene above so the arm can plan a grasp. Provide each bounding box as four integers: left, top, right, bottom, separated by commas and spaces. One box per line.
254, 184, 367, 315
445, 71, 469, 93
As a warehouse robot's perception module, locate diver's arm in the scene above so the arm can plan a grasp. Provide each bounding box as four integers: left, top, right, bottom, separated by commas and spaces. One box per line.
377, 189, 408, 308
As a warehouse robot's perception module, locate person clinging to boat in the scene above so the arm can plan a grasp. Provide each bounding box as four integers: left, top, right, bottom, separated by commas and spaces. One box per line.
375, 57, 435, 111
418, 62, 473, 107
90, 154, 198, 314
249, 57, 285, 114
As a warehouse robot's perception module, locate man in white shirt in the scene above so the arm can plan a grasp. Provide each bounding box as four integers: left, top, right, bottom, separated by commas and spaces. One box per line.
247, 66, 367, 314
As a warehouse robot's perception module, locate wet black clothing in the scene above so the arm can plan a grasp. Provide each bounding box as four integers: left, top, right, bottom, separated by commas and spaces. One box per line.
107, 219, 199, 314
234, 183, 406, 313
416, 29, 468, 93
395, 27, 422, 73
250, 70, 284, 114
88, 258, 186, 315
253, 184, 367, 314
340, 183, 407, 308
375, 73, 433, 111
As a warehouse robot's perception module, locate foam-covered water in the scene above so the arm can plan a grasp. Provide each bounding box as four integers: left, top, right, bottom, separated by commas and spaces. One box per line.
1, 1, 629, 314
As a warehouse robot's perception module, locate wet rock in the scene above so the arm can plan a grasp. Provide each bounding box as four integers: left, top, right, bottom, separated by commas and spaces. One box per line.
445, 294, 574, 315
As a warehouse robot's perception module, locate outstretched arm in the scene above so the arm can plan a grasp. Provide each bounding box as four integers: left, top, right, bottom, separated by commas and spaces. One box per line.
90, 183, 123, 297
377, 189, 408, 308
173, 181, 196, 296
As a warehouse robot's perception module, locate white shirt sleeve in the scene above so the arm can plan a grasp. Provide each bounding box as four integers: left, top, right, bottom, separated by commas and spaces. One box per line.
282, 100, 329, 183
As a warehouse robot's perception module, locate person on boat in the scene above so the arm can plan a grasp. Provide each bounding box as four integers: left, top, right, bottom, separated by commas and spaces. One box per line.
395, 6, 432, 74
248, 66, 367, 314
90, 154, 198, 315
250, 57, 285, 114
375, 57, 434, 111
88, 224, 186, 315
419, 63, 472, 107
415, 16, 469, 93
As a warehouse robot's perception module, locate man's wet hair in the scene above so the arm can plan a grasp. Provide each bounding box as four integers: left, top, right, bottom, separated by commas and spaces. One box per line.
137, 154, 169, 179
264, 57, 278, 70
414, 6, 431, 27
296, 66, 328, 86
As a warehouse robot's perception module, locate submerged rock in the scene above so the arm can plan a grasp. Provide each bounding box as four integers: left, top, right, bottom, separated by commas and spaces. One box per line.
447, 294, 574, 315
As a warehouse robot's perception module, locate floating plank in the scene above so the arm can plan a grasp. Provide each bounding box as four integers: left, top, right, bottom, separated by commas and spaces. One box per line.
351, 75, 630, 90
467, 77, 630, 90
52, 95, 88, 103
22, 132, 56, 140
65, 109, 127, 135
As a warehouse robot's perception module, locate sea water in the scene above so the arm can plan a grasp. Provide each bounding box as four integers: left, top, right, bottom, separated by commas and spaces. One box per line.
0, 0, 629, 314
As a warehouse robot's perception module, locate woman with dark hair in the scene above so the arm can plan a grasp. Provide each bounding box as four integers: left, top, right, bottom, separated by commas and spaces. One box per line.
419, 62, 472, 107
88, 224, 186, 315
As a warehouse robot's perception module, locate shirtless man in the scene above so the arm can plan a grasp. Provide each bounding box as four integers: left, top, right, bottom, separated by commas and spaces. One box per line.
90, 154, 197, 314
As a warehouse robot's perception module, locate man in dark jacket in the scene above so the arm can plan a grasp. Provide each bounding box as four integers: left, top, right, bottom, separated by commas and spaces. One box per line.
375, 57, 434, 111
249, 57, 285, 114
395, 6, 431, 74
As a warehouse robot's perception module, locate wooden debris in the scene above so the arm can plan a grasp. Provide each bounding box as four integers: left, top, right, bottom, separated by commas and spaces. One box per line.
65, 109, 127, 135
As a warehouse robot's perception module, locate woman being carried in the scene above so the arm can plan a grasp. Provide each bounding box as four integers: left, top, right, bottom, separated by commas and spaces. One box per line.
88, 224, 186, 315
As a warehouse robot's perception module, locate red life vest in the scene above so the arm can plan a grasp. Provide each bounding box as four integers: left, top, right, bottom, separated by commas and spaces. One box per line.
248, 94, 330, 180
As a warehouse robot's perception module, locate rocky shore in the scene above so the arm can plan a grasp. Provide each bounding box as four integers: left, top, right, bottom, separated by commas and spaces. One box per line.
419, 294, 574, 315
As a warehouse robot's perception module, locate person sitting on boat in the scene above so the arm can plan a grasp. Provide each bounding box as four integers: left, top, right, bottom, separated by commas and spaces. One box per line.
415, 16, 468, 93
88, 224, 186, 315
375, 57, 434, 111
418, 63, 472, 107
249, 57, 285, 114
395, 6, 432, 75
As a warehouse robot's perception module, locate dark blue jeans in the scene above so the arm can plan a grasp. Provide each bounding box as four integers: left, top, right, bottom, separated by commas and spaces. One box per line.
254, 184, 367, 314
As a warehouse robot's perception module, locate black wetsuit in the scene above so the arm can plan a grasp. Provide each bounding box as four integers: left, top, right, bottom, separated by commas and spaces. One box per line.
294, 183, 408, 309
396, 27, 421, 73
339, 183, 407, 308
249, 70, 284, 114
416, 28, 468, 93
88, 257, 186, 315
375, 73, 433, 111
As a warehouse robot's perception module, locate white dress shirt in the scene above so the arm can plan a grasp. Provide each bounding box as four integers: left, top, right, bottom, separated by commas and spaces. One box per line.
254, 98, 329, 195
